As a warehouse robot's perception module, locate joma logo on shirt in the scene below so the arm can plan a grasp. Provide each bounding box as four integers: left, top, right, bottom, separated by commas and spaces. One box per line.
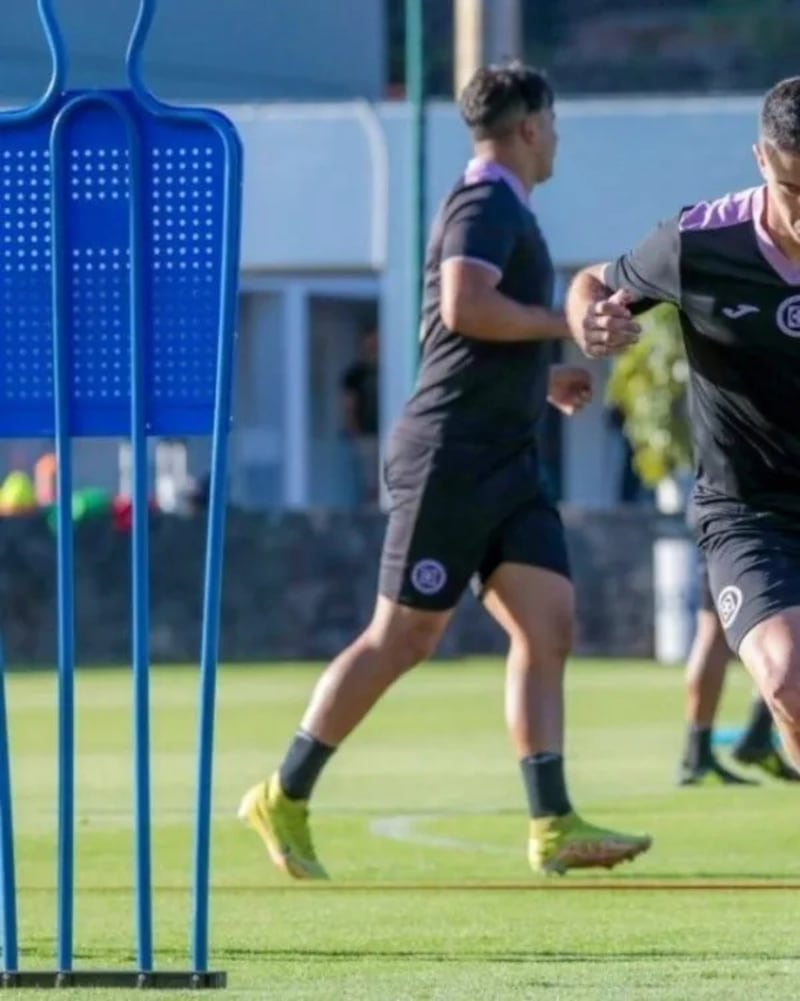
722, 304, 759, 320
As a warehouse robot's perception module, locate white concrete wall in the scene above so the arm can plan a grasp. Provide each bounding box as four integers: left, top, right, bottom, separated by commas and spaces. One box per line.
0, 96, 766, 506
224, 96, 763, 505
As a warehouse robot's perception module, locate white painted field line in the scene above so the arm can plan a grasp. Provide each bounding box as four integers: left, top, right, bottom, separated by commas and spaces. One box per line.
370, 813, 515, 856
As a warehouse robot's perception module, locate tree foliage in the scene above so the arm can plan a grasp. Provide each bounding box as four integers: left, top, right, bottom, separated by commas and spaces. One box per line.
605, 303, 693, 487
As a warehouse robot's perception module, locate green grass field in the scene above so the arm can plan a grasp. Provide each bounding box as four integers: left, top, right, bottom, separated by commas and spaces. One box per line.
3, 658, 799, 999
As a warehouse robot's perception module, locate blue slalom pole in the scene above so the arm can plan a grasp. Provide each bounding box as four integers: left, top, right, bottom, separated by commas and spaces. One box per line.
0, 637, 18, 974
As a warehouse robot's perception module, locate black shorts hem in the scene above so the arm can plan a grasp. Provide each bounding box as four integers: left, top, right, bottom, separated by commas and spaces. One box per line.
726, 600, 800, 655
377, 584, 461, 614
471, 554, 572, 601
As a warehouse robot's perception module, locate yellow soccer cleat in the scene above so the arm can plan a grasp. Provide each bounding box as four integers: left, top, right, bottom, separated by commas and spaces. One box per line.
237, 773, 329, 880
529, 812, 652, 876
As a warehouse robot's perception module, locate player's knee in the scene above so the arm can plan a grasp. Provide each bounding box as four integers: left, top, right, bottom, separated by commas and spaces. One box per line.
513, 615, 573, 666
541, 627, 572, 666
366, 612, 443, 675
389, 623, 440, 673
766, 676, 800, 726
761, 655, 800, 726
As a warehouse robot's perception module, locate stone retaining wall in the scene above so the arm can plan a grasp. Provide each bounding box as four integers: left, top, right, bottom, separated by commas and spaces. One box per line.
0, 507, 684, 665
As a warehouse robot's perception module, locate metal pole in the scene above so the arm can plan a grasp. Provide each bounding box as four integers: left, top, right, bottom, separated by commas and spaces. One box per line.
453, 0, 483, 98
405, 0, 425, 372
454, 0, 523, 96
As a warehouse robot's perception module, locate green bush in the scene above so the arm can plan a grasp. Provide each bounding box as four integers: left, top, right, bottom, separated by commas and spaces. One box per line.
605, 304, 692, 487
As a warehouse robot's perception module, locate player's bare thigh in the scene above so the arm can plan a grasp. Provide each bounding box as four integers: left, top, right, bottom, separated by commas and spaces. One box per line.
738, 607, 800, 724
481, 562, 574, 656
363, 594, 452, 672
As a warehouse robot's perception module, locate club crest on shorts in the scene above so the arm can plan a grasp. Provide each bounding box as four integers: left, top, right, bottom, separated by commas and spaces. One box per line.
776, 295, 800, 337
410, 559, 447, 596
716, 585, 743, 628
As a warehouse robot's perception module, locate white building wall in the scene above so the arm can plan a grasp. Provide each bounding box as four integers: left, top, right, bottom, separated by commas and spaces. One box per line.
225, 95, 763, 508
0, 97, 766, 508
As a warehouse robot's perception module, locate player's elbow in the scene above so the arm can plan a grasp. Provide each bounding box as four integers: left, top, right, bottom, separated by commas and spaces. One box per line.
441, 285, 495, 335
440, 259, 497, 333
566, 263, 609, 304
440, 286, 469, 331
583, 262, 611, 285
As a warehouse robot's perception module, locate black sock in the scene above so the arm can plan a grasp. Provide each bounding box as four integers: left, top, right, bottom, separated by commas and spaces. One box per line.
520, 753, 572, 818
278, 730, 336, 801
685, 725, 712, 769
739, 697, 774, 750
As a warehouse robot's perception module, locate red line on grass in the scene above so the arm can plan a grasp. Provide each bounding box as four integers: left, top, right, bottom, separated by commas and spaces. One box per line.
12, 881, 800, 893
233, 881, 800, 892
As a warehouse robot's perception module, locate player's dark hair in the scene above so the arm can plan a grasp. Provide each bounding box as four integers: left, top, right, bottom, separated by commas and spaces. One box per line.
761, 77, 800, 152
459, 62, 553, 141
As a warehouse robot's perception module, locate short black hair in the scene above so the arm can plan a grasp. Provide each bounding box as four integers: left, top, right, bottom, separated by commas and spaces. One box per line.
761, 77, 800, 152
459, 62, 553, 141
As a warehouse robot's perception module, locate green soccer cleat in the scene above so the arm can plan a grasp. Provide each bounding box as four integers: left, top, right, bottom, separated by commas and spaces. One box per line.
529, 812, 652, 876
732, 745, 800, 782
237, 773, 329, 880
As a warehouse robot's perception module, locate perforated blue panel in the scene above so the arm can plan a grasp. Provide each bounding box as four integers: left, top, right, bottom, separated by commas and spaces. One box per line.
0, 141, 53, 420
0, 89, 240, 437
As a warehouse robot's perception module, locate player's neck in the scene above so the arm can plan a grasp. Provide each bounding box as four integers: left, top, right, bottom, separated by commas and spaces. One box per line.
763, 192, 800, 264
472, 144, 534, 195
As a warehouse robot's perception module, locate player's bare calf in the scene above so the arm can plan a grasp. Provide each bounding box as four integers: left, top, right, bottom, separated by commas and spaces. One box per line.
740, 608, 800, 770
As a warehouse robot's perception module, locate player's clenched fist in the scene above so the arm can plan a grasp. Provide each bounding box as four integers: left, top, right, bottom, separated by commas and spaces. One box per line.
575, 289, 641, 359
547, 365, 592, 416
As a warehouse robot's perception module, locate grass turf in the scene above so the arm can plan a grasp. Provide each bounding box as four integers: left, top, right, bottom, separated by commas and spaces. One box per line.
2, 658, 798, 999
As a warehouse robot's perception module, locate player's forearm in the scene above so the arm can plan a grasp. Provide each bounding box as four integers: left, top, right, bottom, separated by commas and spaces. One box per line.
564, 266, 611, 341
444, 286, 569, 342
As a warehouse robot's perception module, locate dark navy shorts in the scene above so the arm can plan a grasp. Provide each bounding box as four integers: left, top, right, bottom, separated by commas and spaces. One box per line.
697, 505, 800, 653
696, 547, 716, 614
379, 432, 571, 612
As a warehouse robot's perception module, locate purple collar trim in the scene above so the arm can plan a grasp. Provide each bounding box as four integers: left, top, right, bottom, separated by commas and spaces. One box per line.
463, 157, 530, 205
752, 186, 800, 286
679, 185, 800, 286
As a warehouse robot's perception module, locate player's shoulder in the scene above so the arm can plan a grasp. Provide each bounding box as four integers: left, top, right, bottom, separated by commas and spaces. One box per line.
676, 187, 761, 239
443, 172, 521, 221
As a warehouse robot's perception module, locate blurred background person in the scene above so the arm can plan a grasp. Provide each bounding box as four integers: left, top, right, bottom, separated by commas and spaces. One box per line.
340, 326, 380, 507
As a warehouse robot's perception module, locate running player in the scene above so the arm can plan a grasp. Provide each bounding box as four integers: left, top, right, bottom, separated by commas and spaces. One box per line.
567, 77, 800, 775
239, 62, 652, 879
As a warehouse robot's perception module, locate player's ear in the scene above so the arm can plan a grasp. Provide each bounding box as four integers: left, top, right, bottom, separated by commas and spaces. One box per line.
519, 112, 538, 146
753, 142, 767, 178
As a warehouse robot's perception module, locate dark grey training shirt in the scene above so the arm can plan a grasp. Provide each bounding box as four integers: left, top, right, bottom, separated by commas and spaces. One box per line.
606, 185, 800, 519
399, 159, 555, 451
